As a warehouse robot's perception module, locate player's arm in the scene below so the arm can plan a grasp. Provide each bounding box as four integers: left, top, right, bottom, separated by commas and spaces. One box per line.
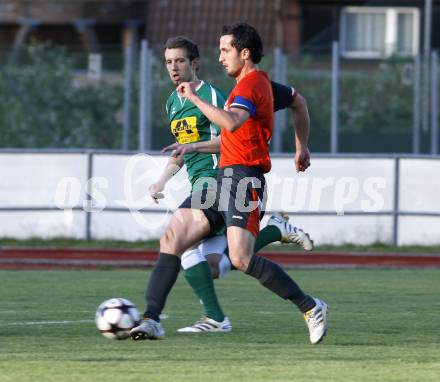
271, 81, 311, 173
162, 136, 221, 156
149, 154, 184, 203
177, 82, 249, 132
291, 92, 311, 172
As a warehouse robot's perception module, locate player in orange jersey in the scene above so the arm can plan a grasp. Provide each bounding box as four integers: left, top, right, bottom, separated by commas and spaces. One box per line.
131, 23, 327, 344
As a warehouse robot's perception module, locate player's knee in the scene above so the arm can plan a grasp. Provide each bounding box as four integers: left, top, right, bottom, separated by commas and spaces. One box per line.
160, 228, 179, 254
206, 256, 220, 279
229, 255, 249, 272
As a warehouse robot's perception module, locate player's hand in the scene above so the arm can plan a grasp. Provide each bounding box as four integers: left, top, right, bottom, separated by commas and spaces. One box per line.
161, 142, 196, 157
295, 147, 311, 172
177, 82, 197, 101
149, 182, 165, 204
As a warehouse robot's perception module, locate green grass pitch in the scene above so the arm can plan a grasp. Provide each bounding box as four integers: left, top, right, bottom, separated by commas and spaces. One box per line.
1, 268, 439, 382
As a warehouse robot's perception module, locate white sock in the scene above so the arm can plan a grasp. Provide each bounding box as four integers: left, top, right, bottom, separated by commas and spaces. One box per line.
181, 248, 205, 270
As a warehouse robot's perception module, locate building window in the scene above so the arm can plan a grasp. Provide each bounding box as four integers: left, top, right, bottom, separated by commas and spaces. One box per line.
340, 7, 420, 58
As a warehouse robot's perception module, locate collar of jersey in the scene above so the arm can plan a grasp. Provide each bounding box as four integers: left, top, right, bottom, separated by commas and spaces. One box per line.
177, 80, 205, 107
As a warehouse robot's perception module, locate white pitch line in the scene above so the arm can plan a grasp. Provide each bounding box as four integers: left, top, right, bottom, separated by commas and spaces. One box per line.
0, 319, 94, 327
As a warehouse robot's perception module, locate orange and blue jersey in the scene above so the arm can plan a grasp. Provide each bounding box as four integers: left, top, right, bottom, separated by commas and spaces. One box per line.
220, 70, 274, 173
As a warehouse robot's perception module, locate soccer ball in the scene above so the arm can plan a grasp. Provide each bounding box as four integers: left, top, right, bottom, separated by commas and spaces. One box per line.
95, 298, 141, 339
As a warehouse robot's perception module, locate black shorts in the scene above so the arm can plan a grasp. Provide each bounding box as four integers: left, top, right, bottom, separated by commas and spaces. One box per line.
207, 165, 266, 237
179, 187, 211, 209
179, 166, 266, 237
178, 186, 225, 234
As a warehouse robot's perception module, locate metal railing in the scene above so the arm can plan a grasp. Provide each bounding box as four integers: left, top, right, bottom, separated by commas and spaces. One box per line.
1, 42, 438, 153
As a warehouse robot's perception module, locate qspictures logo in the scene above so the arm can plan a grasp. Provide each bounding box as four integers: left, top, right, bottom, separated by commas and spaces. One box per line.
54, 154, 387, 229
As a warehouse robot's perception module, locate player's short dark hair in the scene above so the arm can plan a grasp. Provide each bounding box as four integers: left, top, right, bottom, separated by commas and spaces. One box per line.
164, 36, 200, 61
221, 23, 264, 64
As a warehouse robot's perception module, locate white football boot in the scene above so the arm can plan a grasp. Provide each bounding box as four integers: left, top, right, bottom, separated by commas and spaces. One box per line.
267, 213, 314, 251
303, 298, 328, 344
177, 316, 232, 333
130, 318, 165, 340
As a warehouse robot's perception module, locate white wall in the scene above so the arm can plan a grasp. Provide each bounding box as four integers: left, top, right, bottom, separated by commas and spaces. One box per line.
398, 159, 440, 245
0, 152, 439, 245
0, 154, 88, 239
0, 153, 88, 207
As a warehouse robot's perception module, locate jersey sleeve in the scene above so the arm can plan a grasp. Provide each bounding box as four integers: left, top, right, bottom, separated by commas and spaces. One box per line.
271, 81, 296, 112
228, 78, 258, 117
165, 97, 171, 117
216, 88, 227, 109
209, 85, 226, 109
209, 86, 226, 135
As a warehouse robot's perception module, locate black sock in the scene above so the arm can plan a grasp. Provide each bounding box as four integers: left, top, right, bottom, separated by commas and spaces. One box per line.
144, 253, 181, 322
245, 255, 315, 313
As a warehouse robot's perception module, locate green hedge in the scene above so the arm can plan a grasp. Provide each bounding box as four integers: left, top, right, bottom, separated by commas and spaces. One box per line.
0, 43, 123, 149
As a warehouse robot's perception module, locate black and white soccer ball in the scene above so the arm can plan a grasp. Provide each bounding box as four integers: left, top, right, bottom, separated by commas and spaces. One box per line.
95, 298, 141, 339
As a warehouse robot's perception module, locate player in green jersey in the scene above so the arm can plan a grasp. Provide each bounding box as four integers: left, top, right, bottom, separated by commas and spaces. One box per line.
165, 73, 224, 189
